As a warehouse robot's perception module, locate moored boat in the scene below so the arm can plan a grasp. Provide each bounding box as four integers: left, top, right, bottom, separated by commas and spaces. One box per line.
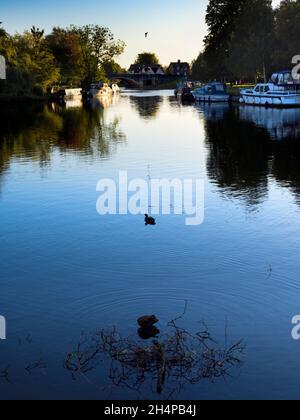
111, 83, 120, 94
87, 83, 113, 98
175, 82, 198, 102
64, 88, 82, 100
240, 71, 300, 107
192, 82, 230, 103
52, 88, 82, 101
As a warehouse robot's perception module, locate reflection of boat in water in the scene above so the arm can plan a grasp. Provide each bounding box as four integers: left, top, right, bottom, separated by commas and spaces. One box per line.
111, 83, 120, 94
240, 71, 300, 107
64, 98, 83, 109
194, 102, 230, 121
88, 93, 120, 110
239, 106, 300, 139
192, 82, 230, 103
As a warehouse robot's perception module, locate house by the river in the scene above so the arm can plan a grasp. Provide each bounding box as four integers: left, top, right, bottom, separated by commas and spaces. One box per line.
168, 60, 190, 77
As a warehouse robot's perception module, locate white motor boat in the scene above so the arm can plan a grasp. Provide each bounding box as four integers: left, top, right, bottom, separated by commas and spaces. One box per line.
88, 83, 112, 98
64, 88, 82, 100
240, 71, 300, 107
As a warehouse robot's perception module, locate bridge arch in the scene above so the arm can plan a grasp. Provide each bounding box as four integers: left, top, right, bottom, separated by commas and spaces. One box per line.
111, 77, 142, 88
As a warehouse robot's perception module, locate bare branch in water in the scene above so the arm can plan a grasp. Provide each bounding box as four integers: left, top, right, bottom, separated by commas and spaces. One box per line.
0, 366, 11, 383
64, 313, 245, 399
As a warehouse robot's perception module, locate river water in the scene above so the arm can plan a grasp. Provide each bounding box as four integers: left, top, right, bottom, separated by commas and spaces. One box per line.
0, 90, 300, 400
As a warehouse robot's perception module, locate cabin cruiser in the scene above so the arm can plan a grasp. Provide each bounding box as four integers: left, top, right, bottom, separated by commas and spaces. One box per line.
53, 88, 82, 101
240, 71, 300, 107
64, 88, 82, 100
87, 83, 113, 98
192, 82, 230, 103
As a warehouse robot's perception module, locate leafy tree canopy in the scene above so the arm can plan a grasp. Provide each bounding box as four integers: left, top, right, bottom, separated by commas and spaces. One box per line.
135, 52, 160, 66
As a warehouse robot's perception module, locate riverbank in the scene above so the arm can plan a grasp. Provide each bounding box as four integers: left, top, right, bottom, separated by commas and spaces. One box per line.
0, 94, 50, 103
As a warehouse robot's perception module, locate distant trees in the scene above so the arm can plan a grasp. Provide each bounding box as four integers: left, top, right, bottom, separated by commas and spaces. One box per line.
102, 60, 125, 76
192, 0, 299, 82
46, 25, 125, 87
69, 25, 125, 86
135, 52, 160, 66
203, 0, 243, 79
0, 24, 125, 96
0, 26, 59, 94
46, 27, 83, 86
226, 0, 274, 82
273, 0, 300, 70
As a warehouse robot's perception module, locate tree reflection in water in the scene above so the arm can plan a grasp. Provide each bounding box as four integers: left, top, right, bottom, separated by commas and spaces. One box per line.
202, 105, 300, 208
129, 95, 163, 121
0, 100, 126, 179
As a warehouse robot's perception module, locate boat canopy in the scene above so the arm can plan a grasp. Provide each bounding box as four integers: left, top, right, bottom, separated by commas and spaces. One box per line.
199, 82, 227, 93
269, 71, 300, 86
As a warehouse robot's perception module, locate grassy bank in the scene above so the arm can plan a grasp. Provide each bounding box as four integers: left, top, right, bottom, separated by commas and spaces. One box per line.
226, 84, 254, 95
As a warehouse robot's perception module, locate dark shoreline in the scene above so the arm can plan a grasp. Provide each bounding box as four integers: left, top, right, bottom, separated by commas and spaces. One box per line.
0, 95, 50, 103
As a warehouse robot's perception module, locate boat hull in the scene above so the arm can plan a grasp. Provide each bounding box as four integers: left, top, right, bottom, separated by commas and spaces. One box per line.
240, 93, 300, 107
193, 94, 230, 103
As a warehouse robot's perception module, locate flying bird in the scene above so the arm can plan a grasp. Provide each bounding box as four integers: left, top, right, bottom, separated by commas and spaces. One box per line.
145, 32, 149, 38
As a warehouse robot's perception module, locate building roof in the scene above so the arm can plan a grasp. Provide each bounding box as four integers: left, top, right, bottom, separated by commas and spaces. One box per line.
129, 64, 164, 74
169, 61, 190, 68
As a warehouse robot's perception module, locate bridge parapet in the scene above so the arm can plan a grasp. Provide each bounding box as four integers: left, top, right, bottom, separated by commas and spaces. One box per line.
110, 73, 182, 88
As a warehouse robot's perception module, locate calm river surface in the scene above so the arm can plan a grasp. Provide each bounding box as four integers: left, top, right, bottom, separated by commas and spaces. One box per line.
1, 90, 300, 400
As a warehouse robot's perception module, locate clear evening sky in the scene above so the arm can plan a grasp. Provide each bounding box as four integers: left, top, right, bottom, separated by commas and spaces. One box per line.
1, 0, 282, 68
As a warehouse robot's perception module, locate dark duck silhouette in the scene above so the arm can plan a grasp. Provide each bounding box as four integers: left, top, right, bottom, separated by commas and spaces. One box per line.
137, 315, 160, 340
145, 214, 156, 226
138, 315, 159, 329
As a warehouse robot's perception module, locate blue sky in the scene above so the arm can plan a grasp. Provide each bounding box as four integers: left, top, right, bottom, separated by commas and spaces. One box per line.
1, 0, 281, 68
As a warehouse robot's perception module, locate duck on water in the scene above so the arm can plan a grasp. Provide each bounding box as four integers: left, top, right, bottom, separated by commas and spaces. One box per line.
145, 214, 156, 226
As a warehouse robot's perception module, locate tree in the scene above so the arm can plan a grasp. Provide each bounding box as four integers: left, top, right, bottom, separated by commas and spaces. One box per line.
12, 27, 59, 91
46, 27, 83, 86
273, 0, 300, 70
0, 22, 6, 39
204, 0, 244, 79
102, 60, 125, 76
71, 25, 125, 85
191, 53, 211, 81
226, 0, 274, 81
135, 52, 159, 66
0, 25, 59, 94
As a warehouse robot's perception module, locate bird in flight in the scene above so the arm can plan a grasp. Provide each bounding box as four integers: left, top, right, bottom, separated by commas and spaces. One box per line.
145, 32, 149, 38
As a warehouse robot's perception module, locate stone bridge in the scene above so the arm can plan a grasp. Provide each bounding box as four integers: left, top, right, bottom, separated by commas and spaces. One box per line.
109, 73, 180, 88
